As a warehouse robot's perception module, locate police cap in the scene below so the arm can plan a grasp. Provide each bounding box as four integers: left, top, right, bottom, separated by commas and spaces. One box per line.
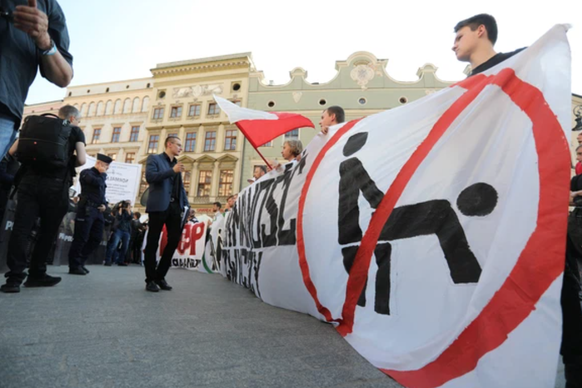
97, 153, 113, 164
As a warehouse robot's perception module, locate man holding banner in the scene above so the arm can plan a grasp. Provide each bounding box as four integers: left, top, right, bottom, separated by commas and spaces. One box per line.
453, 14, 582, 386
143, 136, 189, 292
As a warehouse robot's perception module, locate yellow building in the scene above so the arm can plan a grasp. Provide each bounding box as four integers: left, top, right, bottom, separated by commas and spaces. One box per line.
143, 53, 254, 214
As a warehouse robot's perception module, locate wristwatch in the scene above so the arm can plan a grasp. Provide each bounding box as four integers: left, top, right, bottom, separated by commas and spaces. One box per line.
40, 39, 57, 56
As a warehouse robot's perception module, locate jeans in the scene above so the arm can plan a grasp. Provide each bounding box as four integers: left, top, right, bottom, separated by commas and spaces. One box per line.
105, 229, 130, 265
4, 174, 68, 284
0, 113, 18, 160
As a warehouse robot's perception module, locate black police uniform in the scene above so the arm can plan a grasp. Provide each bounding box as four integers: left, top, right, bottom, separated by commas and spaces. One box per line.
68, 154, 110, 273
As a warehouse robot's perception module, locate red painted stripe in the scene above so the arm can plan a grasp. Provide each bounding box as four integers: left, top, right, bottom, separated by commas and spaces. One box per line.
296, 119, 362, 323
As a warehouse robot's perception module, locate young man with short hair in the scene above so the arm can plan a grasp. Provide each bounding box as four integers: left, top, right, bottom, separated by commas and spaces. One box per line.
452, 13, 524, 76
453, 14, 581, 387
143, 136, 189, 292
319, 106, 345, 135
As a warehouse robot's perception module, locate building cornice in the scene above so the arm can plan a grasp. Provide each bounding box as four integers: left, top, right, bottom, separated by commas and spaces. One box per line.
151, 60, 253, 78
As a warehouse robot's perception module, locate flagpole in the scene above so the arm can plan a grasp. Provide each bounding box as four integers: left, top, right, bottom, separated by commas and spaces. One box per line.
255, 148, 273, 170
235, 123, 273, 170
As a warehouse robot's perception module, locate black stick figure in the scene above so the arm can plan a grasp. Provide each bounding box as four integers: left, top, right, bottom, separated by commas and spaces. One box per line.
338, 133, 497, 315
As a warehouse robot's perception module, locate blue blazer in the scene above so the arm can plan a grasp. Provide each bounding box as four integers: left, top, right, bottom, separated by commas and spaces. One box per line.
145, 153, 189, 213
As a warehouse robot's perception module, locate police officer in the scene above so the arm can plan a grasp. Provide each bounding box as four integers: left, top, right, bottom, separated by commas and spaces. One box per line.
68, 153, 111, 275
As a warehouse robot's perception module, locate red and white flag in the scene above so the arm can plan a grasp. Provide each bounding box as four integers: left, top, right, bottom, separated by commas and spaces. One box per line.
214, 95, 314, 149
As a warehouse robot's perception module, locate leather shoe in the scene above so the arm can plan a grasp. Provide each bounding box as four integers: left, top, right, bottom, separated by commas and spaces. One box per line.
0, 282, 20, 293
116, 262, 128, 267
68, 268, 87, 275
155, 279, 172, 291
145, 281, 160, 292
103, 262, 112, 267
82, 266, 90, 274
24, 274, 61, 288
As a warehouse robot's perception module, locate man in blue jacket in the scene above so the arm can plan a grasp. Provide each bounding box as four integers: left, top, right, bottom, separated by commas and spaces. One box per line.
143, 136, 189, 292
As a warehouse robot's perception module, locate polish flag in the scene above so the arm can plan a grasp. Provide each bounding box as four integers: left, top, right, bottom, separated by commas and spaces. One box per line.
214, 95, 314, 149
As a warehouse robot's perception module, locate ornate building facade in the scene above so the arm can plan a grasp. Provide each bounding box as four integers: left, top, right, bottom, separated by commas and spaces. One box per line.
21, 52, 582, 211
240, 52, 455, 186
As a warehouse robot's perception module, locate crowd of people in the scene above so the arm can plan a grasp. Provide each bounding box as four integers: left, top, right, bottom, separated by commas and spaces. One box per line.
0, 2, 580, 385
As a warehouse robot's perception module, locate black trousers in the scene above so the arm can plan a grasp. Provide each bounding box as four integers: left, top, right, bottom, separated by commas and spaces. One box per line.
5, 174, 68, 284
144, 202, 183, 283
126, 233, 140, 263
68, 206, 104, 270
561, 236, 582, 361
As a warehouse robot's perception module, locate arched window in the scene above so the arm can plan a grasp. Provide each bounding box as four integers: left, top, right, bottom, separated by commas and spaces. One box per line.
88, 102, 96, 116
80, 103, 87, 117
122, 98, 131, 114
132, 97, 140, 113
105, 100, 113, 115
96, 101, 104, 116
141, 96, 150, 112
114, 99, 122, 114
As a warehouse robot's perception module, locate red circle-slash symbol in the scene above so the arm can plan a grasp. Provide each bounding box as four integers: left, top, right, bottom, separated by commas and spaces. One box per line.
296, 68, 570, 388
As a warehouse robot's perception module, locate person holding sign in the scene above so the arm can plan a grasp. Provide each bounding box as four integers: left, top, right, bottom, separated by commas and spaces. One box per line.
143, 136, 189, 292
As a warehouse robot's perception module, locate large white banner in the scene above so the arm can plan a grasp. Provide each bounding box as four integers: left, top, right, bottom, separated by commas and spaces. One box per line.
75, 156, 142, 205
217, 25, 572, 388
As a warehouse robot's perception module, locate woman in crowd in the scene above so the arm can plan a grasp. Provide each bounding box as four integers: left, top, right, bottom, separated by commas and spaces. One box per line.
281, 140, 303, 162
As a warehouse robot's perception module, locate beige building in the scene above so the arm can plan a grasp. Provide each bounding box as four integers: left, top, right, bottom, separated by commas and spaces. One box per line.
143, 53, 254, 215
63, 78, 152, 165
22, 100, 62, 120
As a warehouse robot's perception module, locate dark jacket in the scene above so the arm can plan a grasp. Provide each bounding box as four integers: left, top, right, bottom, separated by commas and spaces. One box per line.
111, 206, 133, 233
145, 153, 189, 213
130, 218, 143, 238
79, 167, 107, 207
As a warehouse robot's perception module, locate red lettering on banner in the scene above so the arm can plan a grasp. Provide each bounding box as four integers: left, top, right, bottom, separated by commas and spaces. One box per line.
159, 225, 168, 256
189, 223, 205, 255
177, 224, 192, 255
158, 223, 206, 257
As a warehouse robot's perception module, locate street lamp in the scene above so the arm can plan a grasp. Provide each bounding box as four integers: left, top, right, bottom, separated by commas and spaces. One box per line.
573, 105, 582, 131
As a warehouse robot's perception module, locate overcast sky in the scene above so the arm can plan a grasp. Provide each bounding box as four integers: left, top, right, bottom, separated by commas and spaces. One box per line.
26, 0, 582, 105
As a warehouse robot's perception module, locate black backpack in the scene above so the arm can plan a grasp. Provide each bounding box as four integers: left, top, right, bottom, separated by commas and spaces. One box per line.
17, 113, 74, 168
